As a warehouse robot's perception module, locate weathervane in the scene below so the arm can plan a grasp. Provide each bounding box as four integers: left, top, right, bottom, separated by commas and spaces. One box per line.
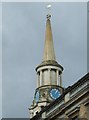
46, 3, 51, 20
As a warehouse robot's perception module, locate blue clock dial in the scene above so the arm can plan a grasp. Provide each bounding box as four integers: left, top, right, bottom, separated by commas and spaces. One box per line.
35, 90, 40, 103
50, 88, 60, 100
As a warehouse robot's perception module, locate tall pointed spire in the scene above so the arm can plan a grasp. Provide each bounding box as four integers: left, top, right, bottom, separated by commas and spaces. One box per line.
29, 5, 64, 118
43, 14, 56, 61
36, 12, 63, 71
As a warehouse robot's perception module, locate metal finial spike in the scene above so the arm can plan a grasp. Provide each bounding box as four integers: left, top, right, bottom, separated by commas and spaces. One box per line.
46, 14, 51, 20
46, 4, 51, 20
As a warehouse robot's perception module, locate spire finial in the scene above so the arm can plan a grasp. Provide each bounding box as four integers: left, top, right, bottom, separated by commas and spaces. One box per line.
46, 4, 51, 20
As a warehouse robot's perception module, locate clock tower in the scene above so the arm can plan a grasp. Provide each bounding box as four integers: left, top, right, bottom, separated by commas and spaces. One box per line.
29, 13, 64, 118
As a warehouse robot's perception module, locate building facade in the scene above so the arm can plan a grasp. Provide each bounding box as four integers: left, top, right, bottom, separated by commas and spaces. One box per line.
30, 73, 89, 120
29, 12, 89, 120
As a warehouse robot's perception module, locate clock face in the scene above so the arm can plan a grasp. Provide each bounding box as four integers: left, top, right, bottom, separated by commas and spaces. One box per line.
35, 90, 40, 103
50, 88, 61, 100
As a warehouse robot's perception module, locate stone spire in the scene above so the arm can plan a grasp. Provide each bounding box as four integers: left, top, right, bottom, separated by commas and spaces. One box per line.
43, 14, 56, 61
29, 6, 64, 119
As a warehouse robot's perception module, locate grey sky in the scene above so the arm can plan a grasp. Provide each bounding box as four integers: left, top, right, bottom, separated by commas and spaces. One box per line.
0, 2, 2, 120
87, 1, 89, 72
2, 2, 87, 118
1, 0, 89, 2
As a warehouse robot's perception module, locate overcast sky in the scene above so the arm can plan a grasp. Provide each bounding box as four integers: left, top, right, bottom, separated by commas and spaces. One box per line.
0, 2, 2, 120
2, 2, 87, 118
